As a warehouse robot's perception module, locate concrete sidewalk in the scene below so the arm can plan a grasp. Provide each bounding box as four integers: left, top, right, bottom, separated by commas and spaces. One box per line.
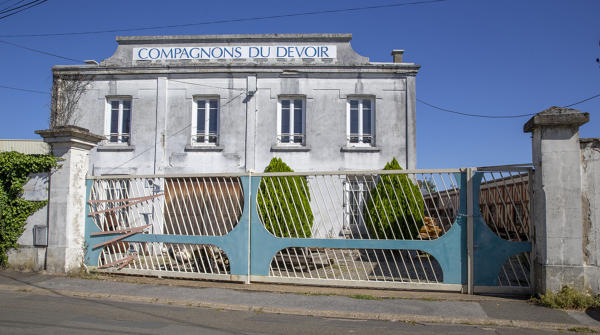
1, 270, 599, 333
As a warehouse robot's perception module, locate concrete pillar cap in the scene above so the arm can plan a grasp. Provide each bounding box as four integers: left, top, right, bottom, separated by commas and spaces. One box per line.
35, 126, 105, 150
523, 106, 589, 133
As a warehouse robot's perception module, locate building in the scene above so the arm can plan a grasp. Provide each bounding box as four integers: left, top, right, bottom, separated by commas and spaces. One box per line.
0, 139, 49, 155
51, 33, 420, 175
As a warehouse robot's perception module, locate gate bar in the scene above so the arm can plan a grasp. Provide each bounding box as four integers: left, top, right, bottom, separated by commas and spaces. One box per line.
466, 168, 474, 295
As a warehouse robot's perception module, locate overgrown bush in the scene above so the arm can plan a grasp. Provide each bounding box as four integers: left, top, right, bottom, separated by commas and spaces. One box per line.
533, 286, 600, 310
257, 158, 313, 238
363, 157, 424, 239
0, 152, 57, 266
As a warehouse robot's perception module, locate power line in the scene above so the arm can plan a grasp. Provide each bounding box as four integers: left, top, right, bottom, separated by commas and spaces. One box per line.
416, 98, 535, 118
105, 91, 246, 173
0, 0, 446, 38
0, 39, 83, 62
2, 80, 598, 119
0, 0, 41, 14
170, 79, 246, 92
0, 0, 25, 12
0, 84, 47, 94
418, 91, 600, 118
563, 92, 600, 108
0, 0, 47, 20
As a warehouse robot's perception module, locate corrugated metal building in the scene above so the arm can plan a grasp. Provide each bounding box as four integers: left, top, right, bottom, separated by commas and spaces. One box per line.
0, 139, 50, 155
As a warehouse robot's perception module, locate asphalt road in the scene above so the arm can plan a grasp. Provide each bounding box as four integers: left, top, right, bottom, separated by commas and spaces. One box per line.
0, 290, 563, 335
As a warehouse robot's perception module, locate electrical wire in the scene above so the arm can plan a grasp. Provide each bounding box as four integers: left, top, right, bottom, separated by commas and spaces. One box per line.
0, 39, 84, 62
563, 92, 600, 108
1, 82, 598, 120
417, 91, 600, 118
0, 0, 47, 20
104, 91, 246, 173
0, 84, 47, 94
0, 0, 446, 38
170, 79, 246, 92
0, 0, 41, 14
0, 0, 25, 12
416, 98, 535, 118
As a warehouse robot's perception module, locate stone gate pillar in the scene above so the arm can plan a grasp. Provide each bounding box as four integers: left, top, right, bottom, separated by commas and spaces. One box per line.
523, 107, 589, 293
35, 126, 104, 273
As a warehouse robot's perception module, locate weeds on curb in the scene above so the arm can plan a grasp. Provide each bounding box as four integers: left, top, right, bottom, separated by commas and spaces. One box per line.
530, 286, 600, 310
568, 326, 599, 333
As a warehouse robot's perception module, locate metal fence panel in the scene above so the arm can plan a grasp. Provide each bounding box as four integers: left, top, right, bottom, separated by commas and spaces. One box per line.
84, 168, 532, 293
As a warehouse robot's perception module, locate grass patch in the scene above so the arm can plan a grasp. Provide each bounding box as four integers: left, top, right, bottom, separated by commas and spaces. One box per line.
301, 291, 389, 300
530, 286, 600, 310
568, 326, 599, 333
346, 294, 381, 300
417, 297, 442, 302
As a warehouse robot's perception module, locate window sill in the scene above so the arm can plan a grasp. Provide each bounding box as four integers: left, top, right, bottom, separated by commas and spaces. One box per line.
185, 144, 224, 152
97, 144, 135, 152
340, 146, 380, 153
271, 145, 311, 152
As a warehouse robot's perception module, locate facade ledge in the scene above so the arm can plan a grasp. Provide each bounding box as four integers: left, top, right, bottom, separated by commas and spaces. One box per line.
184, 144, 224, 152
340, 146, 380, 153
270, 145, 311, 152
96, 144, 135, 152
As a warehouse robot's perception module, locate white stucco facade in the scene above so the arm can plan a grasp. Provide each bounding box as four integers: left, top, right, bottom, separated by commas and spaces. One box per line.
52, 34, 419, 175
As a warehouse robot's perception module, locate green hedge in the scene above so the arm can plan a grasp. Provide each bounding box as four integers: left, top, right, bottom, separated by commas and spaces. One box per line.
257, 158, 313, 238
363, 158, 424, 240
0, 152, 57, 266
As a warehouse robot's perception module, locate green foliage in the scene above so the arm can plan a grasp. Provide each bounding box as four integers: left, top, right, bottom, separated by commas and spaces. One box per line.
0, 152, 57, 266
418, 177, 437, 193
533, 286, 600, 310
363, 157, 425, 239
257, 158, 314, 238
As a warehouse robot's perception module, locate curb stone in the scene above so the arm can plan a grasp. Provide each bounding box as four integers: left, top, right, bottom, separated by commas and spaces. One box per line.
0, 283, 597, 333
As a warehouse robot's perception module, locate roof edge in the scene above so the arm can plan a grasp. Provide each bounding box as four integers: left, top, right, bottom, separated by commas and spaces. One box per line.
115, 33, 353, 45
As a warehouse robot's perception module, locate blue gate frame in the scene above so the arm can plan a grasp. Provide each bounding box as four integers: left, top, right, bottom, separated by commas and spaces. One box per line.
84, 171, 532, 291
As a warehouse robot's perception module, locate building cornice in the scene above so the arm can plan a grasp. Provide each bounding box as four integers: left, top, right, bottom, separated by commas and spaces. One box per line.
115, 33, 354, 45
52, 64, 420, 76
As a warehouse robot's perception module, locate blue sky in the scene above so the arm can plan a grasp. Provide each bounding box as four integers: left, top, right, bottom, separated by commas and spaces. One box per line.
0, 0, 598, 168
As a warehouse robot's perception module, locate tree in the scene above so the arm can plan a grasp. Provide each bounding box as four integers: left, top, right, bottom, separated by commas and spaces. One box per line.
50, 73, 93, 128
363, 158, 425, 240
256, 158, 314, 238
418, 177, 437, 194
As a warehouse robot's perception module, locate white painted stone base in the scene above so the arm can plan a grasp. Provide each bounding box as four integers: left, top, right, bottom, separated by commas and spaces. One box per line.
7, 246, 46, 271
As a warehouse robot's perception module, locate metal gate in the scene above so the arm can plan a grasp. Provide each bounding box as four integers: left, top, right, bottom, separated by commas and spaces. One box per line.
84, 167, 532, 293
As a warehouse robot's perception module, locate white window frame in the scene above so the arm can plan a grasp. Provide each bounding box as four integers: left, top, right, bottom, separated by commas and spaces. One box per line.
277, 97, 306, 145
105, 97, 132, 145
343, 176, 375, 236
346, 97, 375, 147
191, 97, 220, 146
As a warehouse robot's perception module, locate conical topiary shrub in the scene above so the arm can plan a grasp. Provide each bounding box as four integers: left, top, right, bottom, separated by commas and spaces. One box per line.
363, 157, 424, 240
257, 158, 314, 238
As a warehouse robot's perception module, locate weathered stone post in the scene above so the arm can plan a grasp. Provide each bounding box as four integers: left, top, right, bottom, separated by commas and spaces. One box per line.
523, 107, 590, 293
35, 126, 104, 273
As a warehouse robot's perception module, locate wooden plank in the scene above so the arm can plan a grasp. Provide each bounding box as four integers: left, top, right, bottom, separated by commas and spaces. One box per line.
98, 254, 137, 269
88, 194, 163, 216
90, 223, 152, 236
92, 224, 151, 249
88, 193, 164, 204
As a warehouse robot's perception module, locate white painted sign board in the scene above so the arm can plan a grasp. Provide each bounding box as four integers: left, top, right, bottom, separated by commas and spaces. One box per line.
133, 45, 337, 60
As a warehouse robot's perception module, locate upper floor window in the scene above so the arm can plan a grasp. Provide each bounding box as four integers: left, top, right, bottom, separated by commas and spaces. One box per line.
347, 98, 374, 146
106, 99, 131, 144
192, 98, 219, 145
277, 98, 305, 145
